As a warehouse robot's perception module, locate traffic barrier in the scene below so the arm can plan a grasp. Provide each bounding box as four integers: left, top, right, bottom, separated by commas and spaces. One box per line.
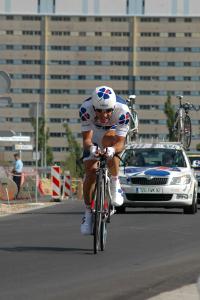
62, 171, 71, 199
51, 165, 61, 201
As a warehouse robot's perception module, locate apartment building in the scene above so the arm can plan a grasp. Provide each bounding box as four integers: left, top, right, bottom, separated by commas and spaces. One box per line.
1, 0, 200, 16
0, 14, 200, 164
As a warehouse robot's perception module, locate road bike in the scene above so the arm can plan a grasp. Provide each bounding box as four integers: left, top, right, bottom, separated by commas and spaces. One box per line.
173, 95, 199, 150
92, 153, 115, 254
126, 95, 139, 144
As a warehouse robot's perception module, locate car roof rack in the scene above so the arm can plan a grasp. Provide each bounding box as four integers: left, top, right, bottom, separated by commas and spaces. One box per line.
126, 137, 182, 146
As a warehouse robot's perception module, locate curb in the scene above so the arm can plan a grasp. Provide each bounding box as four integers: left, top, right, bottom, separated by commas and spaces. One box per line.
148, 284, 199, 300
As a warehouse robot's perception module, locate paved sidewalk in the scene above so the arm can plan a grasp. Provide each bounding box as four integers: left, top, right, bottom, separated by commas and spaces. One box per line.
148, 284, 199, 300
0, 200, 57, 216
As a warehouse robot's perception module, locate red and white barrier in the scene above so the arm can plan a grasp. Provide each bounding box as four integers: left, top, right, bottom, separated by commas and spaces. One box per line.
63, 171, 71, 199
51, 165, 61, 200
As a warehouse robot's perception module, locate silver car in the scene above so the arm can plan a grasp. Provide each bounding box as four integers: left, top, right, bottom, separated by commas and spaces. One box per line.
118, 142, 198, 214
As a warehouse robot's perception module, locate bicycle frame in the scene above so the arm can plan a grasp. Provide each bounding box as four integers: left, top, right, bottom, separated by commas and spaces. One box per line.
174, 107, 185, 134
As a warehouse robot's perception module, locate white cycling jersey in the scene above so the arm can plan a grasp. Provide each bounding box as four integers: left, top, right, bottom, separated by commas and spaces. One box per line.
80, 95, 130, 138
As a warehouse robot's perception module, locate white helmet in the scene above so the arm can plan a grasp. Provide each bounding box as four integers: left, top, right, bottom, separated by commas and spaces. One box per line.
92, 86, 116, 110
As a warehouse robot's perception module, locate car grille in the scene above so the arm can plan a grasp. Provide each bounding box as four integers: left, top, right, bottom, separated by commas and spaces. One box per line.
130, 177, 168, 185
126, 193, 173, 201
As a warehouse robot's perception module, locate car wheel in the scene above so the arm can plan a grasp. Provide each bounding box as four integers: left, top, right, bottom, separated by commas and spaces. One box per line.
115, 205, 126, 214
183, 189, 197, 215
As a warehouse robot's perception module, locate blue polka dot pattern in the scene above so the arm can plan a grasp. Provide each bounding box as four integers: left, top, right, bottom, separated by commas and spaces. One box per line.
79, 107, 90, 121
118, 112, 130, 125
97, 87, 112, 100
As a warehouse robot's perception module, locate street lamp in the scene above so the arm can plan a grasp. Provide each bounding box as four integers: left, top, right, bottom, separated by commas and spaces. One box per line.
29, 102, 40, 203
35, 102, 39, 203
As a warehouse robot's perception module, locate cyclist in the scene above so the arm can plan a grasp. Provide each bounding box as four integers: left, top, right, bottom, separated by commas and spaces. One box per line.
80, 85, 130, 234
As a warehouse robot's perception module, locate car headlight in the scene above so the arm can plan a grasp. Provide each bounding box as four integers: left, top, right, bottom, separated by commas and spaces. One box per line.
170, 175, 191, 185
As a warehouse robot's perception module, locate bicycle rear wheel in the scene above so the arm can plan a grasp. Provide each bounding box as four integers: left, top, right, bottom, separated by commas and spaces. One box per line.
175, 118, 182, 143
93, 171, 104, 254
183, 115, 192, 150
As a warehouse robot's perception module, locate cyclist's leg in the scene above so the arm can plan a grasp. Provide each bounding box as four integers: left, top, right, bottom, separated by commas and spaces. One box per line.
101, 130, 124, 206
83, 158, 98, 206
81, 130, 102, 235
101, 129, 122, 175
83, 129, 104, 206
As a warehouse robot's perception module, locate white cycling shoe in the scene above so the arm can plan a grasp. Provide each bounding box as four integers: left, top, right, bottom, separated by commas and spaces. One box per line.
80, 210, 93, 235
110, 178, 124, 207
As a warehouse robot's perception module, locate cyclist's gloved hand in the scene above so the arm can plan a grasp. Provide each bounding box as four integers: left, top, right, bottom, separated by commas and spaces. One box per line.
90, 145, 100, 157
104, 147, 115, 158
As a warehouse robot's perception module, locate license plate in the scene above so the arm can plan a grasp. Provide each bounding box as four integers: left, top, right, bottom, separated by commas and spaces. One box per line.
135, 186, 163, 193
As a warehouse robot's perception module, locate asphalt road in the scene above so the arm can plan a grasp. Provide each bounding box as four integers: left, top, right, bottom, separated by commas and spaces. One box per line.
0, 199, 200, 300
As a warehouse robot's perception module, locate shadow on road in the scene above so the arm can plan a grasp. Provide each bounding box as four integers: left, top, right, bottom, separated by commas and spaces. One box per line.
119, 210, 183, 215
20, 211, 83, 215
0, 246, 92, 253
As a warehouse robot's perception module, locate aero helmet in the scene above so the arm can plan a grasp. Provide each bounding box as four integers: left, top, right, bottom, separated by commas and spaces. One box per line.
92, 86, 116, 110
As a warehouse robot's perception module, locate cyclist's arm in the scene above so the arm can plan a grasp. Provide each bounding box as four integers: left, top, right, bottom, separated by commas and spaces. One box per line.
82, 130, 94, 151
112, 135, 126, 154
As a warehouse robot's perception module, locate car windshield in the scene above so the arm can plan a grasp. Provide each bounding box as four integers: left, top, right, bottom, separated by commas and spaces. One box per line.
121, 148, 186, 168
188, 156, 200, 170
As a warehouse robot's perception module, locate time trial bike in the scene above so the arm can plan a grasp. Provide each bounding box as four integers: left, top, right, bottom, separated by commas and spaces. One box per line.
92, 152, 115, 254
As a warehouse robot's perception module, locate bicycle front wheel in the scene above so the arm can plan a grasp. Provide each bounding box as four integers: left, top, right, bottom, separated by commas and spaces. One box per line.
183, 115, 192, 150
93, 171, 104, 254
100, 176, 107, 251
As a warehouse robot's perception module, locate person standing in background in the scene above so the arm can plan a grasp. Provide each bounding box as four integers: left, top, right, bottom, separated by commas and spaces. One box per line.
12, 153, 23, 199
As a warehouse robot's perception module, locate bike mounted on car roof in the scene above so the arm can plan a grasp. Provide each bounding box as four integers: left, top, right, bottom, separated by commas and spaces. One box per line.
126, 95, 139, 144
173, 95, 200, 151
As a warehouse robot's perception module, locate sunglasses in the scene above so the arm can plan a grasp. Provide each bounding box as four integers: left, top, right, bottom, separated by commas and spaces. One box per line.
95, 108, 114, 113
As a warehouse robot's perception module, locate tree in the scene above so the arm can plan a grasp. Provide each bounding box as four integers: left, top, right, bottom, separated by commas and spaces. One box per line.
196, 143, 200, 151
31, 117, 53, 166
62, 123, 84, 178
164, 93, 176, 141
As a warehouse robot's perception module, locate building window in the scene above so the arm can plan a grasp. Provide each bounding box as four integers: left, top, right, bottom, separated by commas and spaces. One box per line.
5, 146, 13, 151
168, 32, 176, 37
79, 32, 86, 36
168, 76, 175, 81
95, 17, 102, 22
184, 18, 192, 22
184, 77, 191, 81
140, 17, 160, 22
6, 16, 14, 20
95, 32, 102, 36
168, 18, 176, 22
184, 33, 192, 37
79, 17, 86, 22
